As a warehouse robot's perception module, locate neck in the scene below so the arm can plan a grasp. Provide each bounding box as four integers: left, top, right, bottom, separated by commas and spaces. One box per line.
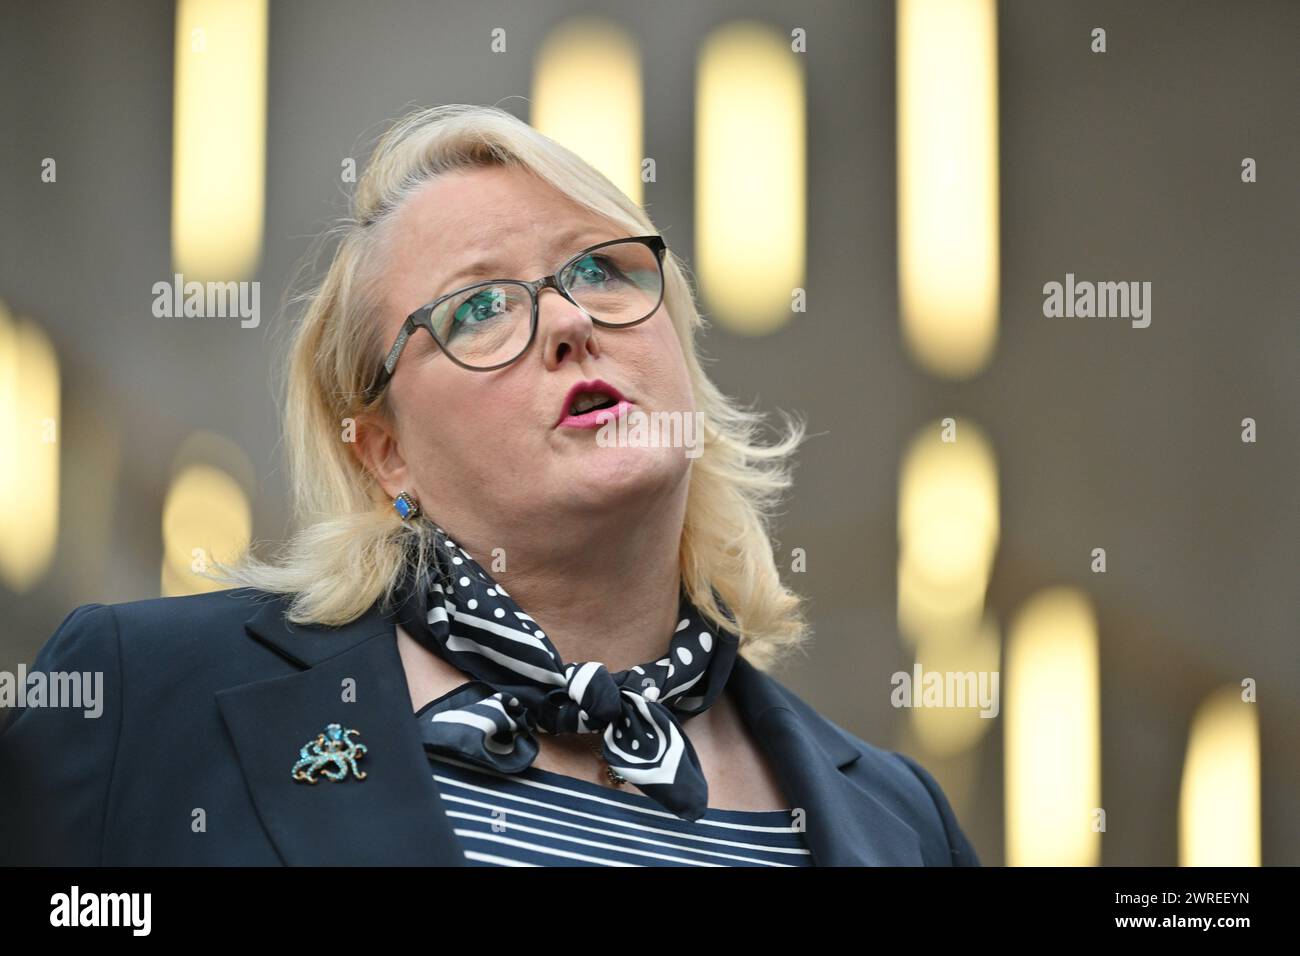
437, 485, 690, 673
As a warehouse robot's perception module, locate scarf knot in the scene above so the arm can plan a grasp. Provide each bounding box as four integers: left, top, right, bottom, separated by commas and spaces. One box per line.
546, 662, 624, 732
399, 523, 741, 821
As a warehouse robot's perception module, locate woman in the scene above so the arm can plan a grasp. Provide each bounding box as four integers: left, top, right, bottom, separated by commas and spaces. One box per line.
0, 104, 978, 867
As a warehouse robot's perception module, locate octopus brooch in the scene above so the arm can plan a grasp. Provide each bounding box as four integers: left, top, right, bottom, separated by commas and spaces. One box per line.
291, 722, 368, 783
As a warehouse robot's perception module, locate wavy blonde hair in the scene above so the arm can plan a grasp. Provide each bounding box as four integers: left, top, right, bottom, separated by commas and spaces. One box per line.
210, 103, 811, 670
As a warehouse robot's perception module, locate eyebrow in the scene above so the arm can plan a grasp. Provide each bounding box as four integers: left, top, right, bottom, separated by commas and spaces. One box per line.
432, 226, 618, 298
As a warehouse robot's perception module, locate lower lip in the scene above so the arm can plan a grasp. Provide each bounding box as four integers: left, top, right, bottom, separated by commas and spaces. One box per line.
557, 399, 634, 429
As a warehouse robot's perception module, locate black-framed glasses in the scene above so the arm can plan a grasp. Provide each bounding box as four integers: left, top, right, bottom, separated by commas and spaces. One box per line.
364, 234, 668, 403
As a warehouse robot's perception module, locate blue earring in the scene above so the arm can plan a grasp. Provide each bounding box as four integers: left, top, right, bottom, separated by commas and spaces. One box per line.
393, 491, 421, 521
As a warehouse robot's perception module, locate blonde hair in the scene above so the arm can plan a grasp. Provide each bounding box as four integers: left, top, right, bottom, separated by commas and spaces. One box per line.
210, 103, 812, 670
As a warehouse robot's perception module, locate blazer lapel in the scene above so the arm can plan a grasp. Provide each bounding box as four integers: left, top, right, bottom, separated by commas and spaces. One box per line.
216, 594, 465, 866
727, 655, 924, 866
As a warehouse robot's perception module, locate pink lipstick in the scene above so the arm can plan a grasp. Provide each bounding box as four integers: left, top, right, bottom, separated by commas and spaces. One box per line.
556, 379, 634, 429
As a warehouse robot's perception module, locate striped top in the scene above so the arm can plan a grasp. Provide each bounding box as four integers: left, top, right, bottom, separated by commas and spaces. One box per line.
427, 752, 814, 867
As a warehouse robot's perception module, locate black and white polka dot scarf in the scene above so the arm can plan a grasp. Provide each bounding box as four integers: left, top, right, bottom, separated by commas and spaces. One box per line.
395, 522, 741, 821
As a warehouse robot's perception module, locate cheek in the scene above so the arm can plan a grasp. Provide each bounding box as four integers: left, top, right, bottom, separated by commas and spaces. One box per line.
645, 319, 693, 405
646, 311, 684, 364
409, 375, 535, 469
394, 368, 477, 470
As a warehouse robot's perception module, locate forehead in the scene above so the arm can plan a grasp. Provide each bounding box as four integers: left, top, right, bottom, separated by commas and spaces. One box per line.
389, 164, 612, 258
375, 164, 621, 315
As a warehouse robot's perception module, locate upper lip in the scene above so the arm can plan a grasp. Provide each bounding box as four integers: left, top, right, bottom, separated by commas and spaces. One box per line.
556, 379, 628, 425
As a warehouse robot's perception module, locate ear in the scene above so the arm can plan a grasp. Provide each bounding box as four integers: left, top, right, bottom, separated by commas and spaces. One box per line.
350, 407, 412, 502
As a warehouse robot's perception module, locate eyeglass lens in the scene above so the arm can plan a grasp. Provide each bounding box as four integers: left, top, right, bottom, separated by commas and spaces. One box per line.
426, 239, 662, 368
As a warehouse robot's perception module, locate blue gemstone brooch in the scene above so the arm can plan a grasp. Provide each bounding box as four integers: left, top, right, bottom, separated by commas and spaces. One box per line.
291, 723, 369, 783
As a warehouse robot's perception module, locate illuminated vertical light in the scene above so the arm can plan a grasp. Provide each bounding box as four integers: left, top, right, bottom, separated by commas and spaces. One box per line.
897, 417, 1000, 768
161, 431, 254, 596
161, 463, 250, 596
0, 303, 60, 592
532, 17, 643, 207
897, 417, 1000, 640
897, 0, 999, 377
696, 20, 805, 335
1005, 587, 1101, 865
172, 0, 268, 281
909, 617, 1002, 755
1179, 685, 1261, 866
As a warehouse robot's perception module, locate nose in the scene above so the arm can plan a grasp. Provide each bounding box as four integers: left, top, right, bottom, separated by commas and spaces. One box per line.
537, 280, 599, 368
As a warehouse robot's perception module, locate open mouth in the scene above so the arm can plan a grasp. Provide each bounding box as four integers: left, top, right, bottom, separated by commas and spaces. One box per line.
568, 394, 620, 416
556, 379, 629, 427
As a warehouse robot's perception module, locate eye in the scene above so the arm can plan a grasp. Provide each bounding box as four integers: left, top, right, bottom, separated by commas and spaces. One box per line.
453, 287, 512, 326
568, 253, 625, 288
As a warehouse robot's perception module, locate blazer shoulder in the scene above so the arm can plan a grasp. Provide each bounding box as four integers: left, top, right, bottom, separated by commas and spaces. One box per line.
33, 588, 289, 705
0, 602, 125, 863
1, 603, 121, 734
889, 751, 982, 866
0, 589, 283, 864
103, 587, 276, 643
751, 662, 898, 768
4, 587, 279, 727
114, 583, 288, 650
754, 666, 982, 866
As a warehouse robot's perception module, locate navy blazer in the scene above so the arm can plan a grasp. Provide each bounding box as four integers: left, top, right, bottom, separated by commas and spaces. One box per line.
1, 588, 980, 867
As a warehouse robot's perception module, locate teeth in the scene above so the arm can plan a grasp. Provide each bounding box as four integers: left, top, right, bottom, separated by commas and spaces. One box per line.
570, 392, 614, 415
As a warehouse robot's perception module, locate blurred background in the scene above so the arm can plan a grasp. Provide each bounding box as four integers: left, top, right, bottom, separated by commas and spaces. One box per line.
1, 0, 1296, 865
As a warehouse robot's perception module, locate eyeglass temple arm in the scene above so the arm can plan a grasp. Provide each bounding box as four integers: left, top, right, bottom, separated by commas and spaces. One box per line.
365, 313, 420, 403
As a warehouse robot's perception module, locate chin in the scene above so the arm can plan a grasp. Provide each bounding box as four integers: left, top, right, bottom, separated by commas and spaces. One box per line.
568, 444, 686, 499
